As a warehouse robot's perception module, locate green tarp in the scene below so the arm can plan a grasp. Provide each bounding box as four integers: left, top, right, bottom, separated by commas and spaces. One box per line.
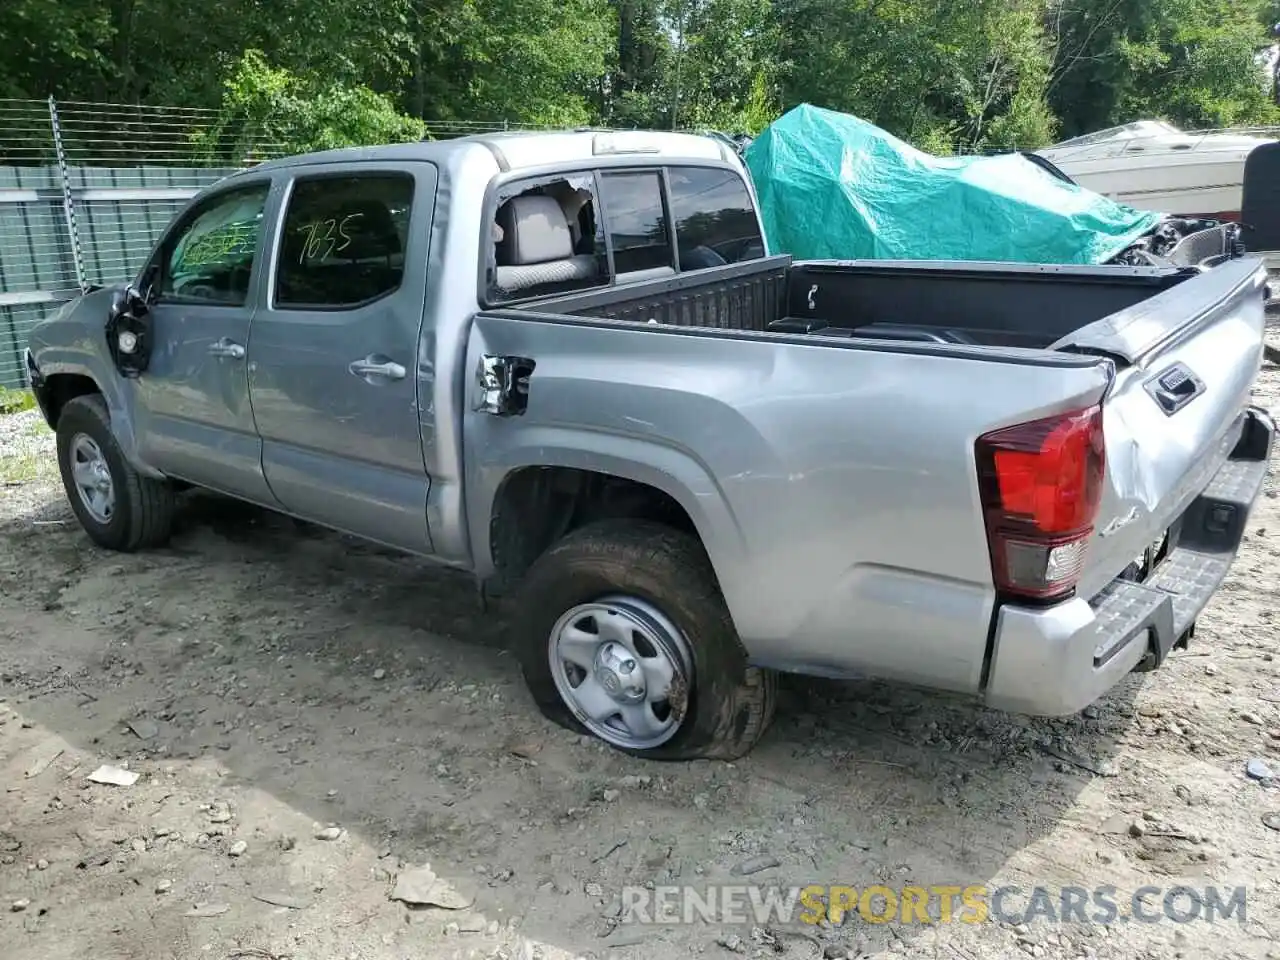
743, 104, 1163, 265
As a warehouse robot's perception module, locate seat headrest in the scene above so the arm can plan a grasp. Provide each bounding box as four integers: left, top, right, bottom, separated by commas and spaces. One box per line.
498, 195, 574, 266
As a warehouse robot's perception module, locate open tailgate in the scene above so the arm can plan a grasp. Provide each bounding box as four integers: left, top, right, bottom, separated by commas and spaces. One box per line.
1058, 256, 1271, 608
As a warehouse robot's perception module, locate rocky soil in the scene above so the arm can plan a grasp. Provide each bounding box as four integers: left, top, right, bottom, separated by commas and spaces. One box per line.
5, 364, 1280, 960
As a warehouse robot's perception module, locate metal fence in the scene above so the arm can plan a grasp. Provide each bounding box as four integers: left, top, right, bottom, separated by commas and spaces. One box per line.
3, 97, 1277, 389
0, 98, 527, 389
0, 100, 246, 387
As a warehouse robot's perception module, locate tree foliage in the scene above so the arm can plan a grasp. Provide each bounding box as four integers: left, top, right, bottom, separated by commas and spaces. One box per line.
775, 0, 1059, 150
2, 0, 1277, 154
1048, 0, 1279, 138
191, 51, 424, 162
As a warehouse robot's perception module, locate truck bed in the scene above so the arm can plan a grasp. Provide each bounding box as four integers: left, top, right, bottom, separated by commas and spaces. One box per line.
471, 244, 1268, 716
521, 255, 1201, 354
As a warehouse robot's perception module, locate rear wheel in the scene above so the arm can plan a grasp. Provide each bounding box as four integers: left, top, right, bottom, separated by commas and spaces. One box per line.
513, 519, 776, 760
55, 394, 175, 551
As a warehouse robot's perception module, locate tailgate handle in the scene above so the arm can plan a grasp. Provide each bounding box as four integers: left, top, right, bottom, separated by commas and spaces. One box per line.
1145, 362, 1204, 416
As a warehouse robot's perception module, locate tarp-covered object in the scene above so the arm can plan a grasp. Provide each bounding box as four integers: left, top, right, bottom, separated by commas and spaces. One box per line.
743, 104, 1163, 265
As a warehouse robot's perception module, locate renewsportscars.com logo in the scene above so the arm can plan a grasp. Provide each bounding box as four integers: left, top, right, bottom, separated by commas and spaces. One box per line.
619, 884, 1248, 926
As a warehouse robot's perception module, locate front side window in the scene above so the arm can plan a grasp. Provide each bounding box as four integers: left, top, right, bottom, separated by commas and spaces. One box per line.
598, 171, 673, 274
161, 183, 270, 306
275, 173, 415, 310
668, 167, 765, 270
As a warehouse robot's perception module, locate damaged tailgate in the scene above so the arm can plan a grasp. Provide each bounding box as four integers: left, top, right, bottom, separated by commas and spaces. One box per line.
1056, 256, 1271, 646
1052, 258, 1267, 366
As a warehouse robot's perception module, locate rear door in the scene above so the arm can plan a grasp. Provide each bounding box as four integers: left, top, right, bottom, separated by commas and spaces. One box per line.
1054, 256, 1269, 598
246, 162, 438, 554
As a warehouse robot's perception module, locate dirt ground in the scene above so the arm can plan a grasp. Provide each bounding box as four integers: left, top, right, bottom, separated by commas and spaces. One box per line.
5, 368, 1280, 960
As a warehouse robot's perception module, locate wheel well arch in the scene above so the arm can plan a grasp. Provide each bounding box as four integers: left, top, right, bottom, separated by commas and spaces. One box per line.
488, 466, 704, 589
40, 373, 102, 428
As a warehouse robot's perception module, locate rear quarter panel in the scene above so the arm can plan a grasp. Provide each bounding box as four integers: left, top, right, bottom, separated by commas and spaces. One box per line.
465, 314, 1113, 692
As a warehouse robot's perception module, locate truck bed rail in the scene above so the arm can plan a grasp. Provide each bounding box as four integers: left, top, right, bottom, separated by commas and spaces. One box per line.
523, 255, 791, 331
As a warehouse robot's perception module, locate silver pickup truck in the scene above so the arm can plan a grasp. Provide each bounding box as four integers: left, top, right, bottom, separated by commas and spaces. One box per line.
24, 130, 1275, 761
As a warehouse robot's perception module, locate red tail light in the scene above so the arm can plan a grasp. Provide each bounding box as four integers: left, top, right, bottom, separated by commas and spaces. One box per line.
976, 405, 1106, 602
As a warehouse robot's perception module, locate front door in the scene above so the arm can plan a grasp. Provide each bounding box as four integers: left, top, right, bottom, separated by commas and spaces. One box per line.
246, 163, 437, 554
132, 179, 277, 503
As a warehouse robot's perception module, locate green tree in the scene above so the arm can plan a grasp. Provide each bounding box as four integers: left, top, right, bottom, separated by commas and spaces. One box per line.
409, 0, 615, 126
608, 0, 672, 127
662, 0, 780, 132
3, 0, 1278, 165
0, 0, 112, 99
193, 50, 424, 163
1047, 0, 1279, 137
775, 0, 1056, 149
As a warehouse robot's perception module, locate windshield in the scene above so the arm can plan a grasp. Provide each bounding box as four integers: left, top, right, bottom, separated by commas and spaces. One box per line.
1051, 120, 1181, 148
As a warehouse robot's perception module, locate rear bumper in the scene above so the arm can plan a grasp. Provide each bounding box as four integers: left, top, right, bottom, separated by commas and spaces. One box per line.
984, 404, 1274, 717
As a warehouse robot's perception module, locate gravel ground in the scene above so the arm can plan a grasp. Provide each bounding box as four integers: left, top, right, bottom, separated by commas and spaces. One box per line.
4, 371, 1280, 960
0, 409, 58, 501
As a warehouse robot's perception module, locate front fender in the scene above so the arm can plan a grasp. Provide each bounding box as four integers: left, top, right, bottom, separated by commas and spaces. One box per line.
27, 289, 160, 479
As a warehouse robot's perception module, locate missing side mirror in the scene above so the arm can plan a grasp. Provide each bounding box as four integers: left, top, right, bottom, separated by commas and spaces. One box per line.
105, 283, 153, 378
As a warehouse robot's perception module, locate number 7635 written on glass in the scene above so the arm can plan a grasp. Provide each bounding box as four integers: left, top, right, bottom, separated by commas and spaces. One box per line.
296, 213, 366, 263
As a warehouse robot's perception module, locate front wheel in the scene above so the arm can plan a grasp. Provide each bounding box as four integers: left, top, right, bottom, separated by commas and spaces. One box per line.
55, 394, 175, 551
513, 520, 776, 760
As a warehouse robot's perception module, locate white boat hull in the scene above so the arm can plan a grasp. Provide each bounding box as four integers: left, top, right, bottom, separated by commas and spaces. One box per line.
1048, 157, 1244, 218
1036, 120, 1276, 221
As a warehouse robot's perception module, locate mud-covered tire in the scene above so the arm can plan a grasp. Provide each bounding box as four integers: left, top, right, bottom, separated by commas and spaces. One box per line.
55, 394, 175, 551
513, 519, 776, 761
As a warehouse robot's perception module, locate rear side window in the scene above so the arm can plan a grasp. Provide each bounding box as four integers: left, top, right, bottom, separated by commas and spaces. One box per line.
598, 171, 673, 274
667, 167, 765, 270
275, 173, 414, 309
489, 174, 606, 303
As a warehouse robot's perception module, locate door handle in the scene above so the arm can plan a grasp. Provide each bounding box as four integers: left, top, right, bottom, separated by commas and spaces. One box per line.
349, 355, 406, 382
208, 338, 245, 359
1144, 362, 1203, 416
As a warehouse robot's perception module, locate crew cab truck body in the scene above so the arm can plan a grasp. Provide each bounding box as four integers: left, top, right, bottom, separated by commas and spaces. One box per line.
24, 130, 1275, 760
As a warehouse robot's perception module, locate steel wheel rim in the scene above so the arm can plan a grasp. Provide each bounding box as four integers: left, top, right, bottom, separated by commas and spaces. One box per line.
68, 434, 115, 524
548, 595, 693, 750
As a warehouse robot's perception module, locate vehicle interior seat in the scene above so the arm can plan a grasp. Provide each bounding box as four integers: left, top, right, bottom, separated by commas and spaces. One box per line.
494, 195, 599, 296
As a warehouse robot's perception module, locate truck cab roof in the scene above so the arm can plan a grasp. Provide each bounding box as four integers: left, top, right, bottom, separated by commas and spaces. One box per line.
237, 129, 738, 178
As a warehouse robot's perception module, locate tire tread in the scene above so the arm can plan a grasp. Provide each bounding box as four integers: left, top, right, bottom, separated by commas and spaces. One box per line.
513, 519, 775, 761
57, 394, 174, 551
